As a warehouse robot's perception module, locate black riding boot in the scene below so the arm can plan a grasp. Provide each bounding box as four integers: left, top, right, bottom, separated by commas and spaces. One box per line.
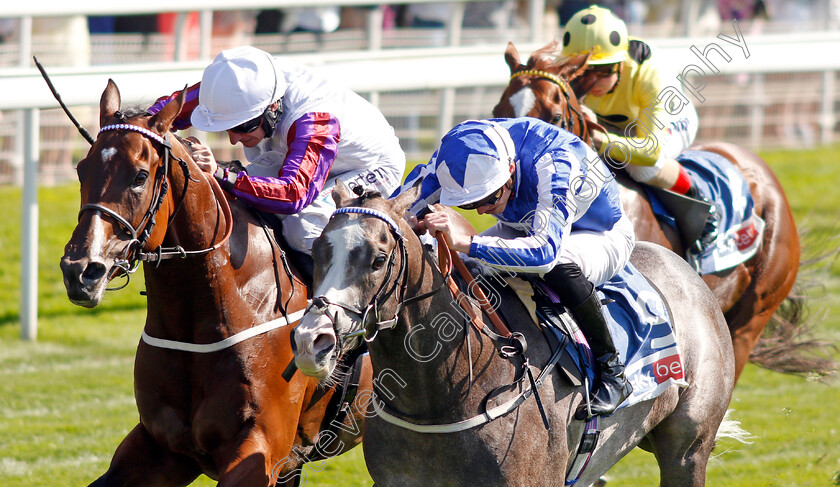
684, 179, 720, 252
570, 288, 633, 420
652, 179, 719, 253
543, 263, 633, 420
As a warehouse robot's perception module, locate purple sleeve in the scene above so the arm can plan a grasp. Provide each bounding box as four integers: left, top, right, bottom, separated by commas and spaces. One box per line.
228, 112, 340, 214
147, 82, 201, 130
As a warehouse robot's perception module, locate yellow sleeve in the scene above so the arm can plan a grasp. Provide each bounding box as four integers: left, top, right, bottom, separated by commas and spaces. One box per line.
599, 61, 670, 167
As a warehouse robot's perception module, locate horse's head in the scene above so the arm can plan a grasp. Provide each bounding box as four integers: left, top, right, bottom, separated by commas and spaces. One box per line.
60, 79, 190, 307
292, 181, 421, 380
492, 41, 597, 142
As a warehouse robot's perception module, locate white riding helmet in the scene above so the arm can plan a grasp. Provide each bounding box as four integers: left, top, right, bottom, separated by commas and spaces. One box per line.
191, 46, 286, 132
435, 120, 516, 207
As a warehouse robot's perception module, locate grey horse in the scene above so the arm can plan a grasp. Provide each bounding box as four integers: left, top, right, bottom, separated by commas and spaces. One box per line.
292, 181, 737, 486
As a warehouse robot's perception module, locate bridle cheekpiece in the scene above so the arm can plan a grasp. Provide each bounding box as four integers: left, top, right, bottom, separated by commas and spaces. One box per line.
80, 122, 232, 289
308, 206, 410, 346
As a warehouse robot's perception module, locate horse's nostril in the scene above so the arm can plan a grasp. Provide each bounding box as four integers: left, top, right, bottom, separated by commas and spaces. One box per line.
81, 262, 107, 282
313, 333, 336, 355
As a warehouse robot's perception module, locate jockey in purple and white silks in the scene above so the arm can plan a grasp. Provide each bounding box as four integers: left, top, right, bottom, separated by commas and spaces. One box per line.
394, 118, 635, 419
148, 46, 405, 255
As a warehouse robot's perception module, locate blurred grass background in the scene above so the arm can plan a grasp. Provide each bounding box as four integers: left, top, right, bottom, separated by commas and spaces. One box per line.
1, 145, 838, 486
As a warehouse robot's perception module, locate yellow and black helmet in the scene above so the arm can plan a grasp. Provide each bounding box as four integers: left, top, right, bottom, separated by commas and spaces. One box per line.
561, 5, 628, 65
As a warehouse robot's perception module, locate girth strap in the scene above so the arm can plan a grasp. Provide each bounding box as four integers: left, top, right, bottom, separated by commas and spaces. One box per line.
371, 330, 569, 434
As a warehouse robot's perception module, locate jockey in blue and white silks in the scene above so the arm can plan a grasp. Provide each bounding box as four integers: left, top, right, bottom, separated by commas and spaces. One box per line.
394, 118, 635, 419
397, 117, 635, 288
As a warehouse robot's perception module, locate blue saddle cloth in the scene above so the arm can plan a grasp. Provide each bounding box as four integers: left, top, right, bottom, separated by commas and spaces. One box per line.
540, 261, 687, 410
646, 150, 765, 275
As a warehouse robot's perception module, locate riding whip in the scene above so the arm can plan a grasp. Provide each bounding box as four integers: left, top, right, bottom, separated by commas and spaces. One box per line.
33, 56, 95, 146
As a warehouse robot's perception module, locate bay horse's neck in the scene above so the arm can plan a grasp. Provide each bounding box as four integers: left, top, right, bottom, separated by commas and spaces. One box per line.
141, 149, 243, 343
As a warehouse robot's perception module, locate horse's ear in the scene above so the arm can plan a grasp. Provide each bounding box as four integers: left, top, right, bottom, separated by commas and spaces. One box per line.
390, 181, 421, 220
332, 179, 354, 207
561, 52, 593, 82
149, 84, 186, 134
504, 42, 525, 74
99, 79, 121, 127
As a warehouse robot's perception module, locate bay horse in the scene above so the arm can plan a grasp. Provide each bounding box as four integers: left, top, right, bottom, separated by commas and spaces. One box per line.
291, 182, 737, 486
492, 40, 802, 383
59, 80, 369, 486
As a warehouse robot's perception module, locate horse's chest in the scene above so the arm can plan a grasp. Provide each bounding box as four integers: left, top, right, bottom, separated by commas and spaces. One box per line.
135, 352, 252, 455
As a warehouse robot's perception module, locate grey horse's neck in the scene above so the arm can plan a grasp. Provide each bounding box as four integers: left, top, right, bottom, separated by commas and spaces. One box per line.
367, 249, 508, 421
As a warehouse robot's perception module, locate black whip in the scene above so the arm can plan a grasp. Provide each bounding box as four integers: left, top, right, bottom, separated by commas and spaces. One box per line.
32, 56, 95, 146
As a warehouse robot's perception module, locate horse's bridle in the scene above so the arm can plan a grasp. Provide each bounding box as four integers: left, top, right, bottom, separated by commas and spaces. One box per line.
307, 207, 445, 347
80, 123, 233, 288
510, 68, 590, 143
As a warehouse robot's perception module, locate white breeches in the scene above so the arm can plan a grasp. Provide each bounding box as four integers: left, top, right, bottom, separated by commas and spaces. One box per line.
481, 213, 636, 287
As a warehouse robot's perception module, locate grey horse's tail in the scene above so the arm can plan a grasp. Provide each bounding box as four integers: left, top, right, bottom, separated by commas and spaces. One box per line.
750, 229, 839, 381
714, 409, 752, 447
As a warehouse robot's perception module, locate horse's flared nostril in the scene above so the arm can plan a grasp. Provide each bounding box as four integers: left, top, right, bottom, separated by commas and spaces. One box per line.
312, 333, 336, 357
81, 261, 107, 283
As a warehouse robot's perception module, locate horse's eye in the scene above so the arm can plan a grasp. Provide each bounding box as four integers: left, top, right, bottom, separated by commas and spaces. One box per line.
372, 254, 387, 270
133, 171, 149, 187
551, 114, 563, 125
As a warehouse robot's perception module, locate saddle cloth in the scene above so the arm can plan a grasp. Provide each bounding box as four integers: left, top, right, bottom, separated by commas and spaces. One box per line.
509, 262, 688, 410
648, 150, 765, 275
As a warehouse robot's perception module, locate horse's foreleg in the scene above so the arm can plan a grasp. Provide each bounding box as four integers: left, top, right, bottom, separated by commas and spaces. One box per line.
215, 437, 299, 487
215, 452, 272, 487
89, 423, 201, 487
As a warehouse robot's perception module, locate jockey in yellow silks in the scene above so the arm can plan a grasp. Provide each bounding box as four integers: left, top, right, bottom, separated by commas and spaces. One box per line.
561, 5, 718, 249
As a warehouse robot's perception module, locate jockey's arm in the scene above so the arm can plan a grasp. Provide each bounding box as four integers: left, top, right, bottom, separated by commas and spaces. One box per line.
220, 112, 340, 215
596, 65, 670, 168
469, 154, 579, 274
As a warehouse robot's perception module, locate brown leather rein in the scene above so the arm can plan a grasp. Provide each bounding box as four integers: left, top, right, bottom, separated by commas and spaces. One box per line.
436, 234, 512, 339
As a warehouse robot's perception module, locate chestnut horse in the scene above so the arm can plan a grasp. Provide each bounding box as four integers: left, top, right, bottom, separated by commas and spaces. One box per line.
291, 183, 738, 486
493, 41, 801, 382
60, 80, 369, 486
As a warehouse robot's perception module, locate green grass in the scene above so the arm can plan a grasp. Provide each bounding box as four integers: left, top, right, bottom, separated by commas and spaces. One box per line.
1, 146, 839, 486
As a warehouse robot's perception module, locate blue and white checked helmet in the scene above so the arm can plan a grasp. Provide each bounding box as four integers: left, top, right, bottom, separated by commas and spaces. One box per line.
435, 120, 516, 207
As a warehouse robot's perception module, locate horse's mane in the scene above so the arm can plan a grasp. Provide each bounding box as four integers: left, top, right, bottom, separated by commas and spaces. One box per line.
113, 106, 152, 122
525, 40, 593, 94
350, 186, 383, 201
529, 39, 564, 67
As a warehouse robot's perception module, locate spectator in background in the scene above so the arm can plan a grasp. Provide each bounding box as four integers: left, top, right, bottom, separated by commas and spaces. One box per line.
282, 8, 341, 33
0, 18, 17, 44
211, 11, 258, 49
157, 12, 201, 60
717, 0, 768, 21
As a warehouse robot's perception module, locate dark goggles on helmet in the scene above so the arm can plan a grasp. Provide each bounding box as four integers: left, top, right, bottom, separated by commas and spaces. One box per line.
230, 115, 264, 134
458, 185, 506, 210
587, 63, 620, 78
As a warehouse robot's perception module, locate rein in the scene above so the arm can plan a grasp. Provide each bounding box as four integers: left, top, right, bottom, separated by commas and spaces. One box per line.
308, 207, 447, 345
80, 124, 234, 288
436, 234, 514, 341
318, 206, 553, 433
141, 307, 306, 353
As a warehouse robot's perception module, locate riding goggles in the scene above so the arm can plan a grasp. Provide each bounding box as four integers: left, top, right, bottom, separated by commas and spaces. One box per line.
230, 115, 264, 134
588, 63, 620, 78
458, 185, 505, 210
